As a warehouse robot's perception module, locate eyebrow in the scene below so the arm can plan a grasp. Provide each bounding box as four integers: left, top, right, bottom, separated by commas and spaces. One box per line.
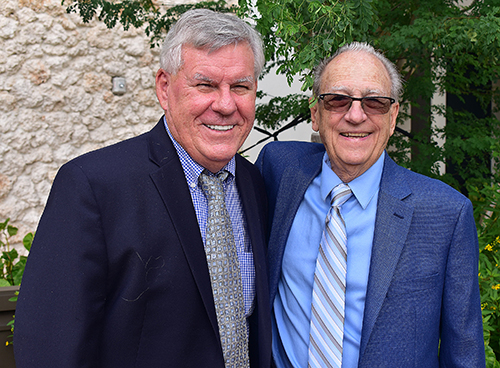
193, 73, 254, 84
193, 73, 213, 83
235, 76, 255, 84
329, 86, 385, 96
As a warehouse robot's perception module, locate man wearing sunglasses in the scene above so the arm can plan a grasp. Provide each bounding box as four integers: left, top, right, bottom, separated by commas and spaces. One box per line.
257, 42, 484, 367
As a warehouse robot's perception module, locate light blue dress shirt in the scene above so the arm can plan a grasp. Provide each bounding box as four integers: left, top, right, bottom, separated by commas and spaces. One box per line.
163, 118, 255, 316
273, 151, 385, 368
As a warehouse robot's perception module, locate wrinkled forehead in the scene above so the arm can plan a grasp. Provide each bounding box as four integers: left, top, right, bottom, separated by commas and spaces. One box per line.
321, 51, 392, 95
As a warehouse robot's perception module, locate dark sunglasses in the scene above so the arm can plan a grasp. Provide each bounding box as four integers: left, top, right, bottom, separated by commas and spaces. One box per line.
318, 93, 396, 115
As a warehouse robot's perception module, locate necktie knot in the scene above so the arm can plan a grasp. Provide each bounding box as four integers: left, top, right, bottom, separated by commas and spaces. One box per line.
331, 183, 352, 208
199, 170, 229, 200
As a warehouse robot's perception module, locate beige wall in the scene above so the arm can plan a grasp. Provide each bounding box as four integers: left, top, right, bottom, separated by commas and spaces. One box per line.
0, 0, 163, 242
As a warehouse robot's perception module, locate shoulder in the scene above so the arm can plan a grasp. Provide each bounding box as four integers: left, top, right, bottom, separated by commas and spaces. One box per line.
57, 126, 161, 188
258, 141, 325, 162
383, 155, 469, 207
66, 119, 167, 170
72, 130, 151, 165
256, 141, 325, 174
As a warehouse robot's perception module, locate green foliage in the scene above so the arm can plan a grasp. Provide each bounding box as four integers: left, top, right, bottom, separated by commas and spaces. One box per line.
376, 4, 500, 189
470, 180, 500, 365
468, 130, 500, 363
358, 0, 497, 194
0, 219, 33, 347
6, 290, 18, 347
244, 0, 377, 90
64, 0, 236, 47
0, 219, 32, 287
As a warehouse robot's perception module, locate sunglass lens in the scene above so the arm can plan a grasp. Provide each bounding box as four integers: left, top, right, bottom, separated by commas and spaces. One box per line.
323, 95, 351, 111
363, 98, 390, 114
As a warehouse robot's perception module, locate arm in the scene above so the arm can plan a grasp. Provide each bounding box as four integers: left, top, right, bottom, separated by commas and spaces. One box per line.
439, 199, 485, 367
14, 161, 107, 367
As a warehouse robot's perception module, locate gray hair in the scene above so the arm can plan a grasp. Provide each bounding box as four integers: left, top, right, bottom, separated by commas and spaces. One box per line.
159, 9, 265, 80
312, 42, 403, 100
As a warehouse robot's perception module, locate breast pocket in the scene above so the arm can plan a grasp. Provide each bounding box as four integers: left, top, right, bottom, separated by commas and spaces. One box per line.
387, 273, 441, 297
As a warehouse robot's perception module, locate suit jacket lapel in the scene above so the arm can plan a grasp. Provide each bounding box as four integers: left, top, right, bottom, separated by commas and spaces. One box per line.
147, 119, 218, 335
268, 150, 325, 305
235, 156, 271, 365
235, 156, 266, 282
359, 154, 414, 359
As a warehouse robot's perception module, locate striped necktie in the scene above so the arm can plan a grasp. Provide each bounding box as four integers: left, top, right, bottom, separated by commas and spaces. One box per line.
308, 183, 352, 368
199, 170, 250, 368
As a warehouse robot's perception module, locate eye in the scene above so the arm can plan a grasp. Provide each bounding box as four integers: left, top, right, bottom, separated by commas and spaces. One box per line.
364, 97, 386, 107
323, 94, 351, 107
231, 84, 252, 94
331, 95, 349, 102
196, 83, 215, 92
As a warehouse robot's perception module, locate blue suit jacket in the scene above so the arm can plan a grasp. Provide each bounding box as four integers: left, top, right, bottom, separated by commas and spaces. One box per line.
256, 141, 485, 368
14, 119, 271, 367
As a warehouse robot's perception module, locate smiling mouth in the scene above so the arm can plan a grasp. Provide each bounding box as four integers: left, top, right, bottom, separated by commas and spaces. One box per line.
341, 133, 370, 138
205, 124, 235, 131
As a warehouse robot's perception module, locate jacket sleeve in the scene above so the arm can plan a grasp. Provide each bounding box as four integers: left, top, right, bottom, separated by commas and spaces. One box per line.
439, 199, 485, 367
14, 161, 107, 368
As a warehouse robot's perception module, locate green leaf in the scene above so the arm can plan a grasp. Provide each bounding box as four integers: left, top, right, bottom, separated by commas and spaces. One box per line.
7, 225, 18, 238
2, 249, 18, 262
0, 219, 9, 232
0, 279, 11, 287
12, 259, 26, 286
23, 233, 34, 252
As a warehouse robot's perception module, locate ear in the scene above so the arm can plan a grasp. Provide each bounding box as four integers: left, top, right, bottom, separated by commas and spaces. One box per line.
389, 102, 399, 136
155, 69, 171, 111
310, 97, 320, 132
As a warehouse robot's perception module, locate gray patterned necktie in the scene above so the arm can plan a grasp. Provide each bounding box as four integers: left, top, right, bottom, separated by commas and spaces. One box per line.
308, 183, 352, 368
199, 170, 250, 368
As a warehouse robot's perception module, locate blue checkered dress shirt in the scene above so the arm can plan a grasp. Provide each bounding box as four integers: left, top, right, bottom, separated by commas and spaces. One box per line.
163, 118, 255, 317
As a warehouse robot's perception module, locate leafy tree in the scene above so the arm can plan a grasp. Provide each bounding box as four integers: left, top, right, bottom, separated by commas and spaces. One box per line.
371, 2, 500, 190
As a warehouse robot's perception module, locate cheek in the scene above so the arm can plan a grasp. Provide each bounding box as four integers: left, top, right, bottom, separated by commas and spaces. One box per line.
375, 125, 394, 151
237, 97, 257, 120
175, 96, 213, 122
317, 115, 339, 137
383, 119, 395, 138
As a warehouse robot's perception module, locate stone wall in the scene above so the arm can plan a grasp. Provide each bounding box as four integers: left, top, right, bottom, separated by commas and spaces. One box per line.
0, 0, 165, 246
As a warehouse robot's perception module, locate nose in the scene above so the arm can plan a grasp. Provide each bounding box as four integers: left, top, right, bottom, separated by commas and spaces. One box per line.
344, 100, 367, 123
211, 87, 237, 115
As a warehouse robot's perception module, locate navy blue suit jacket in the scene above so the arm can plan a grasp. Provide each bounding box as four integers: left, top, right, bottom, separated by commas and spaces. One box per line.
256, 141, 485, 368
14, 119, 271, 367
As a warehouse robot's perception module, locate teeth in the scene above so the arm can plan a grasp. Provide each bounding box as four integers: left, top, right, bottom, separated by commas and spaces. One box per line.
342, 133, 369, 138
206, 125, 235, 131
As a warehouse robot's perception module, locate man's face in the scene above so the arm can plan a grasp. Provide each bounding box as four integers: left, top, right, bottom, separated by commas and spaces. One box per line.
311, 51, 399, 182
155, 43, 257, 173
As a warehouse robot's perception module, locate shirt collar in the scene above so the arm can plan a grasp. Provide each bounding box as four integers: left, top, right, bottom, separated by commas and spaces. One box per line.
320, 151, 385, 209
163, 117, 236, 185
